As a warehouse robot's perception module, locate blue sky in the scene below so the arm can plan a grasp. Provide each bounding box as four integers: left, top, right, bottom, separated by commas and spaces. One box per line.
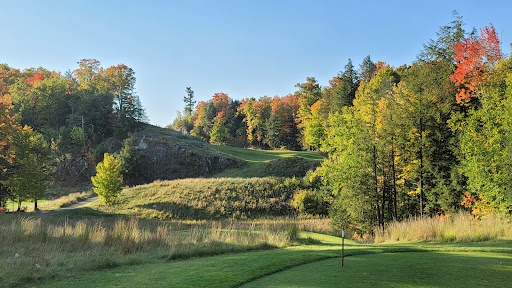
1, 0, 511, 127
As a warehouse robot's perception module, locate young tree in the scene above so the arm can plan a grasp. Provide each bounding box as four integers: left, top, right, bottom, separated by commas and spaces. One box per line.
91, 153, 123, 206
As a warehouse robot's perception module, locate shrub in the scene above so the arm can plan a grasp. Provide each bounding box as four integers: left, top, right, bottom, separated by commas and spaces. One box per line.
293, 190, 329, 215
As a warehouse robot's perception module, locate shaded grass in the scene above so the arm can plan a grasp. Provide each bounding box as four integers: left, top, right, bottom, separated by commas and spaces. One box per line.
0, 214, 298, 287
31, 231, 512, 288
242, 251, 512, 288
3, 199, 50, 212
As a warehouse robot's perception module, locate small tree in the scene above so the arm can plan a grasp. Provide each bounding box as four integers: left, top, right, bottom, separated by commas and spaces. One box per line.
91, 153, 123, 205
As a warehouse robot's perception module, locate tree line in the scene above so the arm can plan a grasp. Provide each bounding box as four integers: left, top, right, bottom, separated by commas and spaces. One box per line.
0, 59, 146, 210
172, 13, 512, 232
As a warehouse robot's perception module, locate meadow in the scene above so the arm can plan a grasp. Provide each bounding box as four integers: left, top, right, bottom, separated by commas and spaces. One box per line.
2, 146, 512, 287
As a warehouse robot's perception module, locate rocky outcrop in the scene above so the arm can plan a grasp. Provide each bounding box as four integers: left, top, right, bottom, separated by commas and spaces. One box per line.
129, 126, 242, 184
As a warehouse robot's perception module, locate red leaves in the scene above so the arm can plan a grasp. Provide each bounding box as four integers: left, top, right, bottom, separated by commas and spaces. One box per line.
25, 72, 45, 84
450, 24, 502, 103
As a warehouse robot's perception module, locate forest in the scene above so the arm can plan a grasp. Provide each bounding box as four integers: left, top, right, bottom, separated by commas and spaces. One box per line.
1, 13, 511, 234
171, 14, 512, 231
0, 59, 146, 210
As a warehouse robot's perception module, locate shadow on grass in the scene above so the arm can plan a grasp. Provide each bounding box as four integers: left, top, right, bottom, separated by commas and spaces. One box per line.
240, 251, 512, 288
46, 207, 121, 219
137, 201, 212, 220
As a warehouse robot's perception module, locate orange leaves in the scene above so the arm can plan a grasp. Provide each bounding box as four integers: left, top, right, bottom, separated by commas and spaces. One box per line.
450, 23, 502, 103
24, 72, 45, 84
0, 94, 20, 168
461, 191, 476, 208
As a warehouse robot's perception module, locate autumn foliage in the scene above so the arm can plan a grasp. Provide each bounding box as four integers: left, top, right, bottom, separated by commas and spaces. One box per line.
450, 24, 502, 102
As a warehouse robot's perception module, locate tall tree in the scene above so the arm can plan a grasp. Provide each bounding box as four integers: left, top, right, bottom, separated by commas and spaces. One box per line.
418, 10, 466, 62
2, 126, 52, 211
295, 77, 322, 148
325, 59, 359, 112
183, 87, 196, 116
360, 55, 376, 82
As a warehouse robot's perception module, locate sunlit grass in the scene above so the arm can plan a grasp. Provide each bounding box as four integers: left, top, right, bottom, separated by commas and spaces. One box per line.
208, 144, 324, 163
0, 214, 298, 287
374, 213, 512, 243
66, 177, 299, 220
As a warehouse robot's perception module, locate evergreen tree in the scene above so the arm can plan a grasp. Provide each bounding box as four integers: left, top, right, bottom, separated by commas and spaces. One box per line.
184, 87, 196, 116
360, 55, 376, 82
418, 10, 466, 62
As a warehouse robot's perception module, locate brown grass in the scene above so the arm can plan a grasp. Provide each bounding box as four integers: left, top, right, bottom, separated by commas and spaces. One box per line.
374, 213, 512, 243
0, 214, 297, 287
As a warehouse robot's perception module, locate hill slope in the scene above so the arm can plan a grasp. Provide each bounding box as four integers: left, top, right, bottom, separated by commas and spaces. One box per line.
108, 125, 243, 184
207, 145, 325, 178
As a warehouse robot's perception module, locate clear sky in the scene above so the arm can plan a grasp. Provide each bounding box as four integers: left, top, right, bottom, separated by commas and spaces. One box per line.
1, 0, 511, 127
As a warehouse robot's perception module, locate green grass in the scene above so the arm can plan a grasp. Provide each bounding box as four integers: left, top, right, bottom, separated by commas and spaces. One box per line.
242, 251, 512, 288
208, 145, 325, 163
3, 199, 50, 212
0, 215, 298, 287
60, 177, 300, 220
208, 145, 324, 178
29, 231, 512, 288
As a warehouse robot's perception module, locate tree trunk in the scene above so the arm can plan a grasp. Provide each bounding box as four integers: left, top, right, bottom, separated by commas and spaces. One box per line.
34, 198, 38, 211
391, 141, 398, 220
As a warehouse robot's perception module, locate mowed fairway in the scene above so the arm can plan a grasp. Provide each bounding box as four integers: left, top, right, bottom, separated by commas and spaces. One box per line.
207, 144, 325, 178
30, 232, 512, 288
242, 252, 512, 288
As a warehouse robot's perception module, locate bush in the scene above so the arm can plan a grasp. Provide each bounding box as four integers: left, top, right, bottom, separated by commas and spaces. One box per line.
293, 190, 329, 215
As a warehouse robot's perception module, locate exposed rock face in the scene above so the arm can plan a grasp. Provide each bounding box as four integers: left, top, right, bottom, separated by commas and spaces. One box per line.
129, 128, 242, 184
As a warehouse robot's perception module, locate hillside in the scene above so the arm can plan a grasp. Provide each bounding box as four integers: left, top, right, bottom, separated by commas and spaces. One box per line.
61, 177, 300, 220
207, 145, 325, 178
105, 125, 243, 184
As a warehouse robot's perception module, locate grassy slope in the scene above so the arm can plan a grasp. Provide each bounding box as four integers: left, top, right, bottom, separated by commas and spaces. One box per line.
58, 177, 299, 220
207, 144, 324, 178
33, 232, 512, 288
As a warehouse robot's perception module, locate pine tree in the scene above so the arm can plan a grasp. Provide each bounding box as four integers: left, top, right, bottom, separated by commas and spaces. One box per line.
183, 87, 196, 116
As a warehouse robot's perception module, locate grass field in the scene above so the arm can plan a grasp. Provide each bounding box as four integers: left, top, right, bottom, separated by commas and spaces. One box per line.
6, 139, 512, 287
28, 231, 512, 288
208, 144, 324, 178
0, 215, 299, 287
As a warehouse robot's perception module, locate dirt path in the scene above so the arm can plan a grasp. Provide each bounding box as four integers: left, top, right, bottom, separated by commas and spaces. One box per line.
43, 196, 99, 215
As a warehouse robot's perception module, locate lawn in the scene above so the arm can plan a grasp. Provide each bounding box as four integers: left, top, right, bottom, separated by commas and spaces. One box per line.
207, 144, 324, 178
242, 251, 512, 288
29, 232, 512, 288
208, 144, 325, 163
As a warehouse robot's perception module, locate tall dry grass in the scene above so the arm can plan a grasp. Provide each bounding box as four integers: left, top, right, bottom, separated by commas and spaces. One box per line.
0, 215, 296, 287
374, 213, 512, 243
38, 191, 95, 211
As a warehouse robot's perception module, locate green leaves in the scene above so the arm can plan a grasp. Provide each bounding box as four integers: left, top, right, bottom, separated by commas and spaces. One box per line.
91, 153, 123, 206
